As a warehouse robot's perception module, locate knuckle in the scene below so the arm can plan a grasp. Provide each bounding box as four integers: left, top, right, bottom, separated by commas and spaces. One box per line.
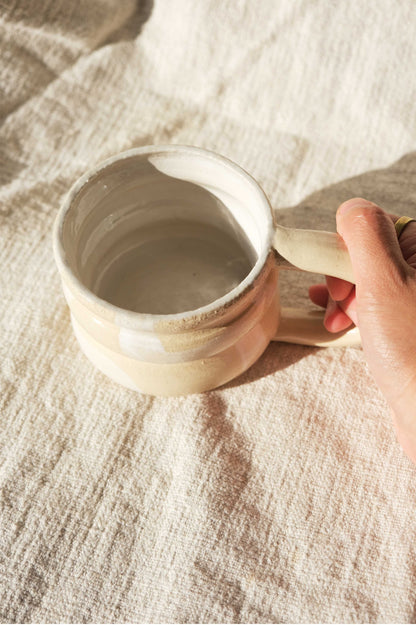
347, 203, 388, 234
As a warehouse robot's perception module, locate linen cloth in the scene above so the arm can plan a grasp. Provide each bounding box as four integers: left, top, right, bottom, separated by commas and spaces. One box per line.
2, 1, 416, 622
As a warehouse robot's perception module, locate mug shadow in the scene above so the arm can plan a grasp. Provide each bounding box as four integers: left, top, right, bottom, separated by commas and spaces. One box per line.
221, 342, 317, 390
101, 0, 154, 47
276, 150, 416, 310
222, 150, 416, 390
274, 150, 416, 228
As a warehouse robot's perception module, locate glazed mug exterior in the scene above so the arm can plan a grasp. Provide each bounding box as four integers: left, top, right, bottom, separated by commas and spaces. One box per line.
53, 145, 359, 396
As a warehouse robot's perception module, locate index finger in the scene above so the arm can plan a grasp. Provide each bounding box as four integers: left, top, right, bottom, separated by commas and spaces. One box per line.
326, 276, 354, 302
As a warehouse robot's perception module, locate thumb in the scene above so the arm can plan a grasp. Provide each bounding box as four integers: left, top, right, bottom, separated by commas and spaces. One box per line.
336, 198, 409, 291
336, 199, 416, 462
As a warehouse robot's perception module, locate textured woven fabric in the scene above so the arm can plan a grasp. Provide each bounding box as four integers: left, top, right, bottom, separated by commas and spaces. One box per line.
2, 1, 416, 622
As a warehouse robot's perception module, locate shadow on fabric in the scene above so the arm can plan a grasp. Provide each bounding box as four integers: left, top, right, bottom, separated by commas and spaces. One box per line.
101, 0, 154, 47
223, 150, 416, 390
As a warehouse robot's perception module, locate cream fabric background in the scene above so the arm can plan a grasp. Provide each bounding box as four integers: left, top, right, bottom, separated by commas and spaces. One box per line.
2, 1, 416, 622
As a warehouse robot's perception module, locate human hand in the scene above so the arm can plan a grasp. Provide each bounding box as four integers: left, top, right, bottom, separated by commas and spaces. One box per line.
309, 198, 416, 463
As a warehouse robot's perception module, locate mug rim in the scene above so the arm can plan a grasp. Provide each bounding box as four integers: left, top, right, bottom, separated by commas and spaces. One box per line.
53, 144, 274, 326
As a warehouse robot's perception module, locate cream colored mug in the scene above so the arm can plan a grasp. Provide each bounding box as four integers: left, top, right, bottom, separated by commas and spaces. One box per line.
53, 145, 360, 396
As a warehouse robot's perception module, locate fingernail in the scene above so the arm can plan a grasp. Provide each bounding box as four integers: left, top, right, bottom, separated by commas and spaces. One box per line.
338, 198, 369, 217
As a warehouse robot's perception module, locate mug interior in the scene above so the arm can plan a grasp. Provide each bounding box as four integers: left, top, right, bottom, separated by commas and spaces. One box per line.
58, 147, 273, 316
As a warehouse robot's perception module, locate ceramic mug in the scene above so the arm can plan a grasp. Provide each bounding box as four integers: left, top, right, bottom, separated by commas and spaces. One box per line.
53, 145, 360, 396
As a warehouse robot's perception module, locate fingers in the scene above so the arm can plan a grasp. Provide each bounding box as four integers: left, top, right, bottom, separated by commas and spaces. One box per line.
397, 220, 416, 267
336, 198, 411, 291
337, 285, 358, 326
310, 198, 412, 334
324, 295, 354, 332
309, 283, 329, 308
309, 283, 355, 332
309, 280, 353, 308
325, 276, 354, 301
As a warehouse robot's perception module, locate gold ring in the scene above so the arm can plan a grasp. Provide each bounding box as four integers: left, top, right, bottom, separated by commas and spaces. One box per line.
395, 216, 416, 238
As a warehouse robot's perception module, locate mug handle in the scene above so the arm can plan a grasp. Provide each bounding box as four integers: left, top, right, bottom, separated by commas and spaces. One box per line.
272, 224, 361, 346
